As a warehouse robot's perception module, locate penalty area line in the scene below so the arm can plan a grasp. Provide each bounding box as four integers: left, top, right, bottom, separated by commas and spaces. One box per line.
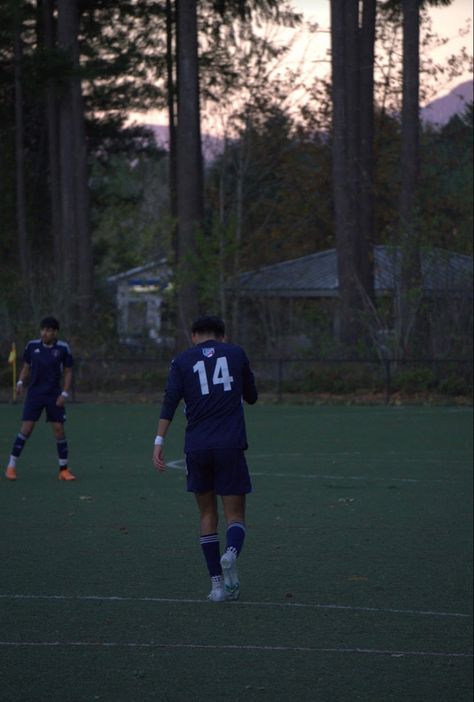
0, 640, 471, 657
167, 458, 460, 484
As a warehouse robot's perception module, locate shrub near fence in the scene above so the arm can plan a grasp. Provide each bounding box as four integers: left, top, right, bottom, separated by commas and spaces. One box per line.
74, 357, 473, 402
1, 356, 471, 403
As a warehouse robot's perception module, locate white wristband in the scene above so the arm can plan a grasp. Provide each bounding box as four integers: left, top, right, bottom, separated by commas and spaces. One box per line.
154, 435, 164, 446
61, 391, 69, 398
17, 380, 23, 386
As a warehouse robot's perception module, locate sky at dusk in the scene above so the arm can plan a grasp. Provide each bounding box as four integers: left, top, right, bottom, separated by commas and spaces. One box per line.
129, 1, 473, 128
286, 0, 473, 99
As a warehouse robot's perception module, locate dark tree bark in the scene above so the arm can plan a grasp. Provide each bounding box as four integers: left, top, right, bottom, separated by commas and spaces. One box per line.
175, 0, 202, 346
43, 0, 61, 274
166, 0, 178, 230
57, 0, 92, 318
358, 0, 376, 302
58, 0, 78, 298
397, 0, 422, 355
14, 14, 29, 281
331, 0, 377, 349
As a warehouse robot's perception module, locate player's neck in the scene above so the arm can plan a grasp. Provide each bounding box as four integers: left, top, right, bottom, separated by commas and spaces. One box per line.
193, 334, 218, 345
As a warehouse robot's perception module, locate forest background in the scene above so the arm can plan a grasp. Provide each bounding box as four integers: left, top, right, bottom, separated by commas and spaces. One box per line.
0, 0, 472, 398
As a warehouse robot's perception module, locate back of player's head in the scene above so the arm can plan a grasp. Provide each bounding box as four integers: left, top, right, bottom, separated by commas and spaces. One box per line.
191, 315, 225, 338
40, 316, 60, 331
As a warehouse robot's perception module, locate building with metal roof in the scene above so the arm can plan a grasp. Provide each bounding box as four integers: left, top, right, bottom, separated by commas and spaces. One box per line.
233, 245, 473, 298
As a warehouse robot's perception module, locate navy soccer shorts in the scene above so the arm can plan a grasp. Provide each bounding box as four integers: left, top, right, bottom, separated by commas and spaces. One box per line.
186, 448, 252, 495
22, 394, 66, 423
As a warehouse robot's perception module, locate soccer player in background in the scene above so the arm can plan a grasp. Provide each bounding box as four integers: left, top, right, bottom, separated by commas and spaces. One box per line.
153, 315, 258, 602
4, 316, 76, 481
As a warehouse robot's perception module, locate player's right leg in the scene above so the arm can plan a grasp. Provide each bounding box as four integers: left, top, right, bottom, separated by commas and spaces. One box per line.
221, 495, 246, 600
5, 420, 35, 480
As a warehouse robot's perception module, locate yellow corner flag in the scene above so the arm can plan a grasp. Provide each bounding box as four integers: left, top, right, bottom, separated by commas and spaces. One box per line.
8, 343, 17, 401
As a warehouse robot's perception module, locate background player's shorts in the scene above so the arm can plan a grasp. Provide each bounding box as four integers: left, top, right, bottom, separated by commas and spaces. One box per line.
186, 448, 252, 495
22, 394, 66, 423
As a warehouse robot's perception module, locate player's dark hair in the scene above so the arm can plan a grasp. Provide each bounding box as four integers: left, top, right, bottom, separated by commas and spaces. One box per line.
40, 316, 60, 330
191, 315, 225, 338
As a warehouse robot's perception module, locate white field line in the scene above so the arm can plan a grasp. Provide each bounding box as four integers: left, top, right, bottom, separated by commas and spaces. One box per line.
0, 593, 470, 618
0, 640, 471, 657
166, 458, 463, 483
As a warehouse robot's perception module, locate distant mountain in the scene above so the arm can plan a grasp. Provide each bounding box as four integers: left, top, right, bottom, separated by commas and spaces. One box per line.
421, 80, 473, 126
145, 124, 224, 162
144, 81, 473, 153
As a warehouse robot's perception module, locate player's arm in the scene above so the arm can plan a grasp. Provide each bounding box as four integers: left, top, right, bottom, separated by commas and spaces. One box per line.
152, 360, 183, 472
242, 354, 258, 405
153, 418, 171, 472
16, 362, 30, 396
57, 366, 73, 406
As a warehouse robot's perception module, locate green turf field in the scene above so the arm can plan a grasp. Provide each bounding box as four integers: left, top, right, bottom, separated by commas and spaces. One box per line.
0, 404, 472, 702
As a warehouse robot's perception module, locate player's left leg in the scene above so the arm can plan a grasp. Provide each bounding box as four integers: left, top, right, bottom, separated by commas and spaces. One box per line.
50, 421, 76, 481
194, 490, 226, 602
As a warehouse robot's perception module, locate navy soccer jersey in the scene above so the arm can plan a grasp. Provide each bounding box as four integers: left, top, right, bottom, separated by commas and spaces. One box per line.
160, 340, 257, 453
23, 339, 73, 397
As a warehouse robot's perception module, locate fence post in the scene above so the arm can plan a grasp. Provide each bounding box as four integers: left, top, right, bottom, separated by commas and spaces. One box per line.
277, 360, 283, 403
384, 359, 391, 405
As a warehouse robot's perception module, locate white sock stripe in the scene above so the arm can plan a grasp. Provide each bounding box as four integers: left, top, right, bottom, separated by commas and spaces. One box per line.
200, 535, 220, 544
227, 522, 246, 533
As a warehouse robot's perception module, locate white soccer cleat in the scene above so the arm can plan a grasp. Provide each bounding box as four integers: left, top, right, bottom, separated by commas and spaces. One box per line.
207, 582, 227, 603
221, 549, 240, 601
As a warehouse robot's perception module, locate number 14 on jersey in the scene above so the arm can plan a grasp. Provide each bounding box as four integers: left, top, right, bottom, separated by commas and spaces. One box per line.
193, 357, 234, 395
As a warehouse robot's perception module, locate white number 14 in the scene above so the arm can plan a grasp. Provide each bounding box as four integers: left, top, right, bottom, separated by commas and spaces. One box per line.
193, 357, 234, 395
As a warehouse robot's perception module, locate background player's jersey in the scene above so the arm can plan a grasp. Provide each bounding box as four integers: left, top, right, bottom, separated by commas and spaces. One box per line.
160, 340, 258, 452
23, 339, 73, 397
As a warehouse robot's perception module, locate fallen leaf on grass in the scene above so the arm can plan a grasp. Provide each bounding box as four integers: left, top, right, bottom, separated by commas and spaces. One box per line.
348, 575, 368, 582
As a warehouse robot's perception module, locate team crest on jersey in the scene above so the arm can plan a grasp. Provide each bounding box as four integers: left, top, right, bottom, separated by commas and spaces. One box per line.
202, 347, 215, 358
52, 349, 60, 357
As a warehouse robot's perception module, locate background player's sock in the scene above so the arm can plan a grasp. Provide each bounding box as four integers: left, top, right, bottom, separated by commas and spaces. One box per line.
200, 533, 222, 577
57, 439, 68, 468
8, 433, 28, 466
225, 522, 246, 557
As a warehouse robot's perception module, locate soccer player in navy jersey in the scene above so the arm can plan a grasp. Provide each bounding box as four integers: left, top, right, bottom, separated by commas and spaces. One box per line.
4, 316, 76, 481
153, 315, 258, 602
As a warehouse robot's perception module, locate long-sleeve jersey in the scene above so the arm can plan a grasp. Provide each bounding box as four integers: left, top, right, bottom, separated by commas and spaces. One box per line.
159, 340, 258, 453
23, 339, 73, 397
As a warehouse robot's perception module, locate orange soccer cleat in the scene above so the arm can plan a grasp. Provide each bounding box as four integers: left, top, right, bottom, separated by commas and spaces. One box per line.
5, 466, 17, 481
58, 468, 76, 481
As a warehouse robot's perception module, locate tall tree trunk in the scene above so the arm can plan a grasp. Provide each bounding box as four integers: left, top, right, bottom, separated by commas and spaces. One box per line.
358, 0, 376, 303
14, 16, 29, 282
397, 0, 422, 357
57, 0, 92, 319
72, 35, 93, 316
57, 0, 78, 302
176, 0, 202, 347
43, 0, 61, 274
331, 0, 376, 350
166, 0, 178, 234
331, 0, 359, 347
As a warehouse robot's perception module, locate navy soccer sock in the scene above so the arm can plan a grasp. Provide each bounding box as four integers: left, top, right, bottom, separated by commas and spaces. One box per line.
8, 433, 28, 466
225, 522, 246, 557
56, 439, 68, 468
200, 533, 222, 577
